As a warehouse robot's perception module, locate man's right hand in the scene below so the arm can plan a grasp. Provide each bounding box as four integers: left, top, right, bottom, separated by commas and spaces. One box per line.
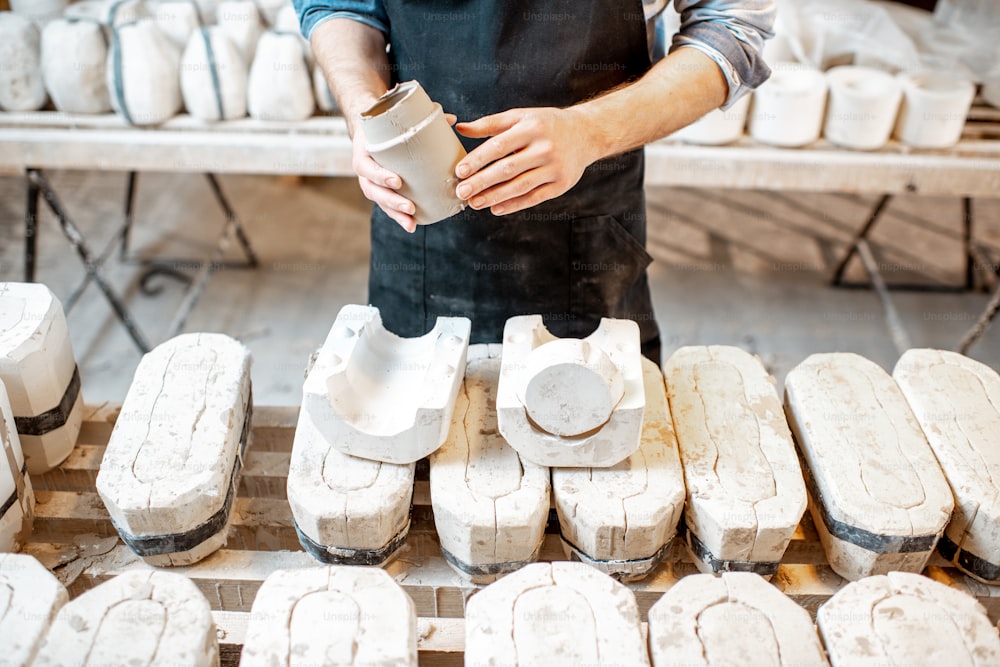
351, 124, 417, 233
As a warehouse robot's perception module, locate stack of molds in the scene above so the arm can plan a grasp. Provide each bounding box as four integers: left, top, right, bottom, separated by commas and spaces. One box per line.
664, 346, 806, 576
430, 344, 549, 583
241, 566, 417, 666
465, 562, 650, 666
496, 315, 645, 468
818, 572, 1000, 666
647, 572, 828, 667
290, 305, 469, 565
0, 379, 33, 552
784, 353, 954, 580
552, 356, 685, 580
893, 349, 1000, 584
0, 554, 68, 666
0, 282, 83, 475
33, 571, 219, 667
96, 333, 253, 566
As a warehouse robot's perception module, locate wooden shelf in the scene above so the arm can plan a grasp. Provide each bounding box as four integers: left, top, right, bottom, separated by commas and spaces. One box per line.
2, 109, 999, 196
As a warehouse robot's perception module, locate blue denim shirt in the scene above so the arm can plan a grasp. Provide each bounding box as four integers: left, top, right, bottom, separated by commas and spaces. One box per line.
292, 0, 775, 108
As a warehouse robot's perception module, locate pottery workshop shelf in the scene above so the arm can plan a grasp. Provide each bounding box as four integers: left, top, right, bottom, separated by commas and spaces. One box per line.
0, 107, 998, 195
20, 403, 1000, 666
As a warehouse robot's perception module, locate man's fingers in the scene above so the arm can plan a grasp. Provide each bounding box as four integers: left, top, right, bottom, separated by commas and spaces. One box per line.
356, 153, 402, 190
457, 149, 547, 204
488, 183, 560, 216
455, 109, 521, 139
444, 112, 458, 126
468, 168, 550, 214
360, 178, 415, 215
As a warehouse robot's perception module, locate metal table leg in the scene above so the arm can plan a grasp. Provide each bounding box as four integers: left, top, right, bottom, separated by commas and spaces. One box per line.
24, 168, 40, 283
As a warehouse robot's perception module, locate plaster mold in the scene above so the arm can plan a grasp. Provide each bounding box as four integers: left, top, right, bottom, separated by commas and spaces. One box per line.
40, 17, 112, 113
288, 395, 414, 566
0, 282, 82, 475
496, 315, 644, 468
648, 572, 828, 667
824, 65, 902, 151
552, 357, 685, 580
893, 349, 1000, 584
818, 572, 1000, 666
429, 344, 549, 583
0, 379, 33, 552
894, 72, 975, 149
361, 80, 468, 226
0, 13, 47, 112
301, 304, 469, 465
750, 63, 827, 147
241, 566, 417, 666
33, 570, 219, 667
664, 345, 806, 577
96, 333, 253, 566
784, 352, 953, 581
0, 554, 68, 666
106, 18, 183, 126
247, 29, 314, 121
465, 562, 650, 667
180, 26, 249, 121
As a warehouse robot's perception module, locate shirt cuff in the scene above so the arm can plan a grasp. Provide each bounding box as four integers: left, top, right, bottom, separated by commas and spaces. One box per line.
300, 10, 388, 41
670, 20, 772, 110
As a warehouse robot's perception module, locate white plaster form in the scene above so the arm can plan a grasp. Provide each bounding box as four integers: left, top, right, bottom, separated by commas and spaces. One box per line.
0, 379, 34, 553
33, 570, 219, 667
287, 397, 414, 566
9, 0, 68, 23
272, 3, 298, 32
0, 12, 47, 112
106, 19, 184, 126
648, 572, 828, 667
96, 333, 253, 566
894, 72, 975, 149
241, 566, 417, 666
0, 553, 68, 667
749, 63, 828, 147
429, 344, 549, 584
818, 572, 1000, 666
152, 0, 202, 48
64, 0, 146, 25
784, 352, 954, 581
893, 349, 1000, 583
0, 282, 82, 475
664, 345, 806, 575
824, 66, 902, 151
180, 27, 249, 121
496, 315, 644, 468
301, 304, 470, 464
553, 357, 685, 581
247, 30, 314, 121
465, 561, 650, 667
670, 93, 751, 146
41, 18, 112, 114
216, 0, 260, 65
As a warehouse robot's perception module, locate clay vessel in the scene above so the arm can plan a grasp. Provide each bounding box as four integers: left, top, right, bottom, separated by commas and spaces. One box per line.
750, 63, 827, 147
362, 80, 467, 226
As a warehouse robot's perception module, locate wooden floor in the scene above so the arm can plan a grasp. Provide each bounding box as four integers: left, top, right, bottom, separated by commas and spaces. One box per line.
20, 404, 1000, 666
1, 170, 998, 406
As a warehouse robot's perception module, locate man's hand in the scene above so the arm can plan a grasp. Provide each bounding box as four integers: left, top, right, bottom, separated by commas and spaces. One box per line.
351, 123, 416, 232
453, 107, 599, 216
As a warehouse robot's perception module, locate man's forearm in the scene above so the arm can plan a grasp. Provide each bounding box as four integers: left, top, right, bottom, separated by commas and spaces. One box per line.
310, 18, 390, 136
573, 47, 728, 162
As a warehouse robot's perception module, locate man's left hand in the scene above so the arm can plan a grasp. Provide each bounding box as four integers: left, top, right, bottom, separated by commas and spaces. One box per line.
454, 107, 598, 216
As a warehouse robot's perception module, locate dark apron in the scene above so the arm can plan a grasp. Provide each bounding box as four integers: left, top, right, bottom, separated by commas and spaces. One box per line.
369, 0, 661, 363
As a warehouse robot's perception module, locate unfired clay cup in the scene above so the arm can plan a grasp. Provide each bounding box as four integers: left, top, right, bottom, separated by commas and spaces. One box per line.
893, 72, 975, 149
824, 66, 903, 151
362, 80, 467, 226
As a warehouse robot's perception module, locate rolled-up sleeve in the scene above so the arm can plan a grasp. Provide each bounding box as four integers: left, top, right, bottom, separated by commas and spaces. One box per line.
671, 0, 775, 108
292, 0, 389, 40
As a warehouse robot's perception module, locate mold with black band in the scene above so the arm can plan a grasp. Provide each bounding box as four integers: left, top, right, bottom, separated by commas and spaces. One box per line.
113, 392, 252, 557
938, 532, 1000, 584
15, 366, 80, 437
294, 518, 410, 567
683, 523, 781, 577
